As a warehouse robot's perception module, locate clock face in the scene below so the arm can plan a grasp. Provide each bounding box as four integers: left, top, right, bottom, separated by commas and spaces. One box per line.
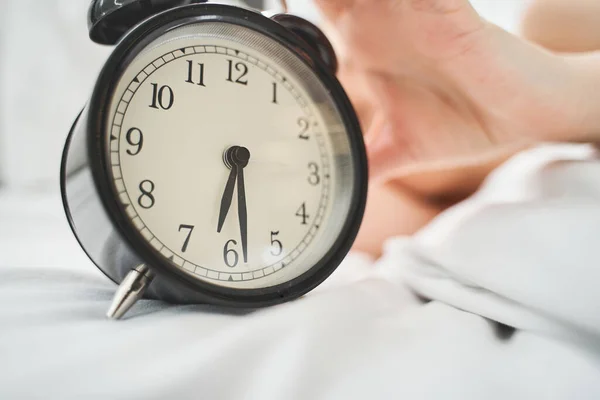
105, 22, 356, 290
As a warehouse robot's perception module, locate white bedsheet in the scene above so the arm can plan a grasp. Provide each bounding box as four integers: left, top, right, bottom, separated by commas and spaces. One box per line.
1, 145, 600, 399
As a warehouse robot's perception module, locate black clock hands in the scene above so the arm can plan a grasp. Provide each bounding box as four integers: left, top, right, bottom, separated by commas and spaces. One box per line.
217, 150, 238, 234
217, 146, 251, 264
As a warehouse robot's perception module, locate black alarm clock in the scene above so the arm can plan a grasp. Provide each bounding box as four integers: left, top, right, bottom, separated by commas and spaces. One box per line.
61, 0, 367, 319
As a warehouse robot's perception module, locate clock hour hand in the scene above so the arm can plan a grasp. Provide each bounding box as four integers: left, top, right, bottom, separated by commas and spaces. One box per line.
217, 147, 239, 233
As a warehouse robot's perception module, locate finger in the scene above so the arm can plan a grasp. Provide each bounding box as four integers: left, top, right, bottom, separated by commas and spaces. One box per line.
336, 60, 378, 131
410, 0, 472, 15
353, 181, 444, 256
365, 117, 406, 184
362, 74, 416, 182
312, 0, 356, 20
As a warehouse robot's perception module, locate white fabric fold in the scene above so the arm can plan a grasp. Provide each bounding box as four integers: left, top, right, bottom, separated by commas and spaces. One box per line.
381, 144, 600, 344
2, 145, 600, 399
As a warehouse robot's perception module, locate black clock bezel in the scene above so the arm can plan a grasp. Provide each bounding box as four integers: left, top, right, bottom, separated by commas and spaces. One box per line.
86, 3, 368, 307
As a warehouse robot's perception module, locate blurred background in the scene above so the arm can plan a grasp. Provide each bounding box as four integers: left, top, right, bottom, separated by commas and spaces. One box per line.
0, 0, 528, 189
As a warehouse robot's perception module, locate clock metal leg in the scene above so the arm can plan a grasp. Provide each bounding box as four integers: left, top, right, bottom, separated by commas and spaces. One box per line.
106, 264, 155, 320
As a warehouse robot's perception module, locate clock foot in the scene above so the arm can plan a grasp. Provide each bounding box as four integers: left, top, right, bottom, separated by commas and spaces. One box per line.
106, 264, 155, 320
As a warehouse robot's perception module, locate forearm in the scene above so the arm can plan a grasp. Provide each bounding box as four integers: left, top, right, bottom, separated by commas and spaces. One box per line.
521, 0, 600, 142
522, 0, 600, 53
563, 52, 600, 143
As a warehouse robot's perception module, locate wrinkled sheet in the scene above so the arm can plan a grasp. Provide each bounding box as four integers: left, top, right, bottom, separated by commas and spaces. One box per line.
1, 145, 600, 399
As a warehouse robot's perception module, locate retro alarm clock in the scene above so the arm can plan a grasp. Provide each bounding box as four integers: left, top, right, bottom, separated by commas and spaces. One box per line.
61, 0, 367, 319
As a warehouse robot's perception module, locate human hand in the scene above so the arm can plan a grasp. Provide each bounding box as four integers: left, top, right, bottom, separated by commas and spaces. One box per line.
315, 0, 595, 183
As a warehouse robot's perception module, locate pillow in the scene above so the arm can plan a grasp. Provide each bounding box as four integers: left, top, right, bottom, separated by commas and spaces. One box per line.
0, 1, 110, 187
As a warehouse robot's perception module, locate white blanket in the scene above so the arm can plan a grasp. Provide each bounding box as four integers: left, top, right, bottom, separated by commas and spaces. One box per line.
1, 144, 599, 399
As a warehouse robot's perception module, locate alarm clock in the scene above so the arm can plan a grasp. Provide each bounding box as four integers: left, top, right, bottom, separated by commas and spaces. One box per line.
61, 0, 367, 319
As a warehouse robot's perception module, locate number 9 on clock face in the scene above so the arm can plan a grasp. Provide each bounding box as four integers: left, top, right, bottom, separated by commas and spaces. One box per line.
101, 17, 365, 294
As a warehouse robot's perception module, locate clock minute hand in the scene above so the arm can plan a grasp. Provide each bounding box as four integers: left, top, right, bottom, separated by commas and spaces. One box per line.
237, 164, 248, 263
234, 147, 251, 264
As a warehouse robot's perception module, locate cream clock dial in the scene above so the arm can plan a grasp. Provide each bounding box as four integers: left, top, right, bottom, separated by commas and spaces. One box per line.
108, 34, 335, 289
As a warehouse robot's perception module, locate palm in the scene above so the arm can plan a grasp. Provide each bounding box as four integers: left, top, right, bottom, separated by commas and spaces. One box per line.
316, 0, 574, 179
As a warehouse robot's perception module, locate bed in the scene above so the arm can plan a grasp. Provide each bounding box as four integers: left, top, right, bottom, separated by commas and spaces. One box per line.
2, 144, 600, 399
2, 1, 599, 397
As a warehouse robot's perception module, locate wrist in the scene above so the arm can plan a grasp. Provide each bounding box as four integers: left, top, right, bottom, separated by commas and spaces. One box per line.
563, 52, 600, 143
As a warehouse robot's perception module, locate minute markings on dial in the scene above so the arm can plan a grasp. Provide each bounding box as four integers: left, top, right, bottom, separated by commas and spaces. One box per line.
110, 44, 330, 282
